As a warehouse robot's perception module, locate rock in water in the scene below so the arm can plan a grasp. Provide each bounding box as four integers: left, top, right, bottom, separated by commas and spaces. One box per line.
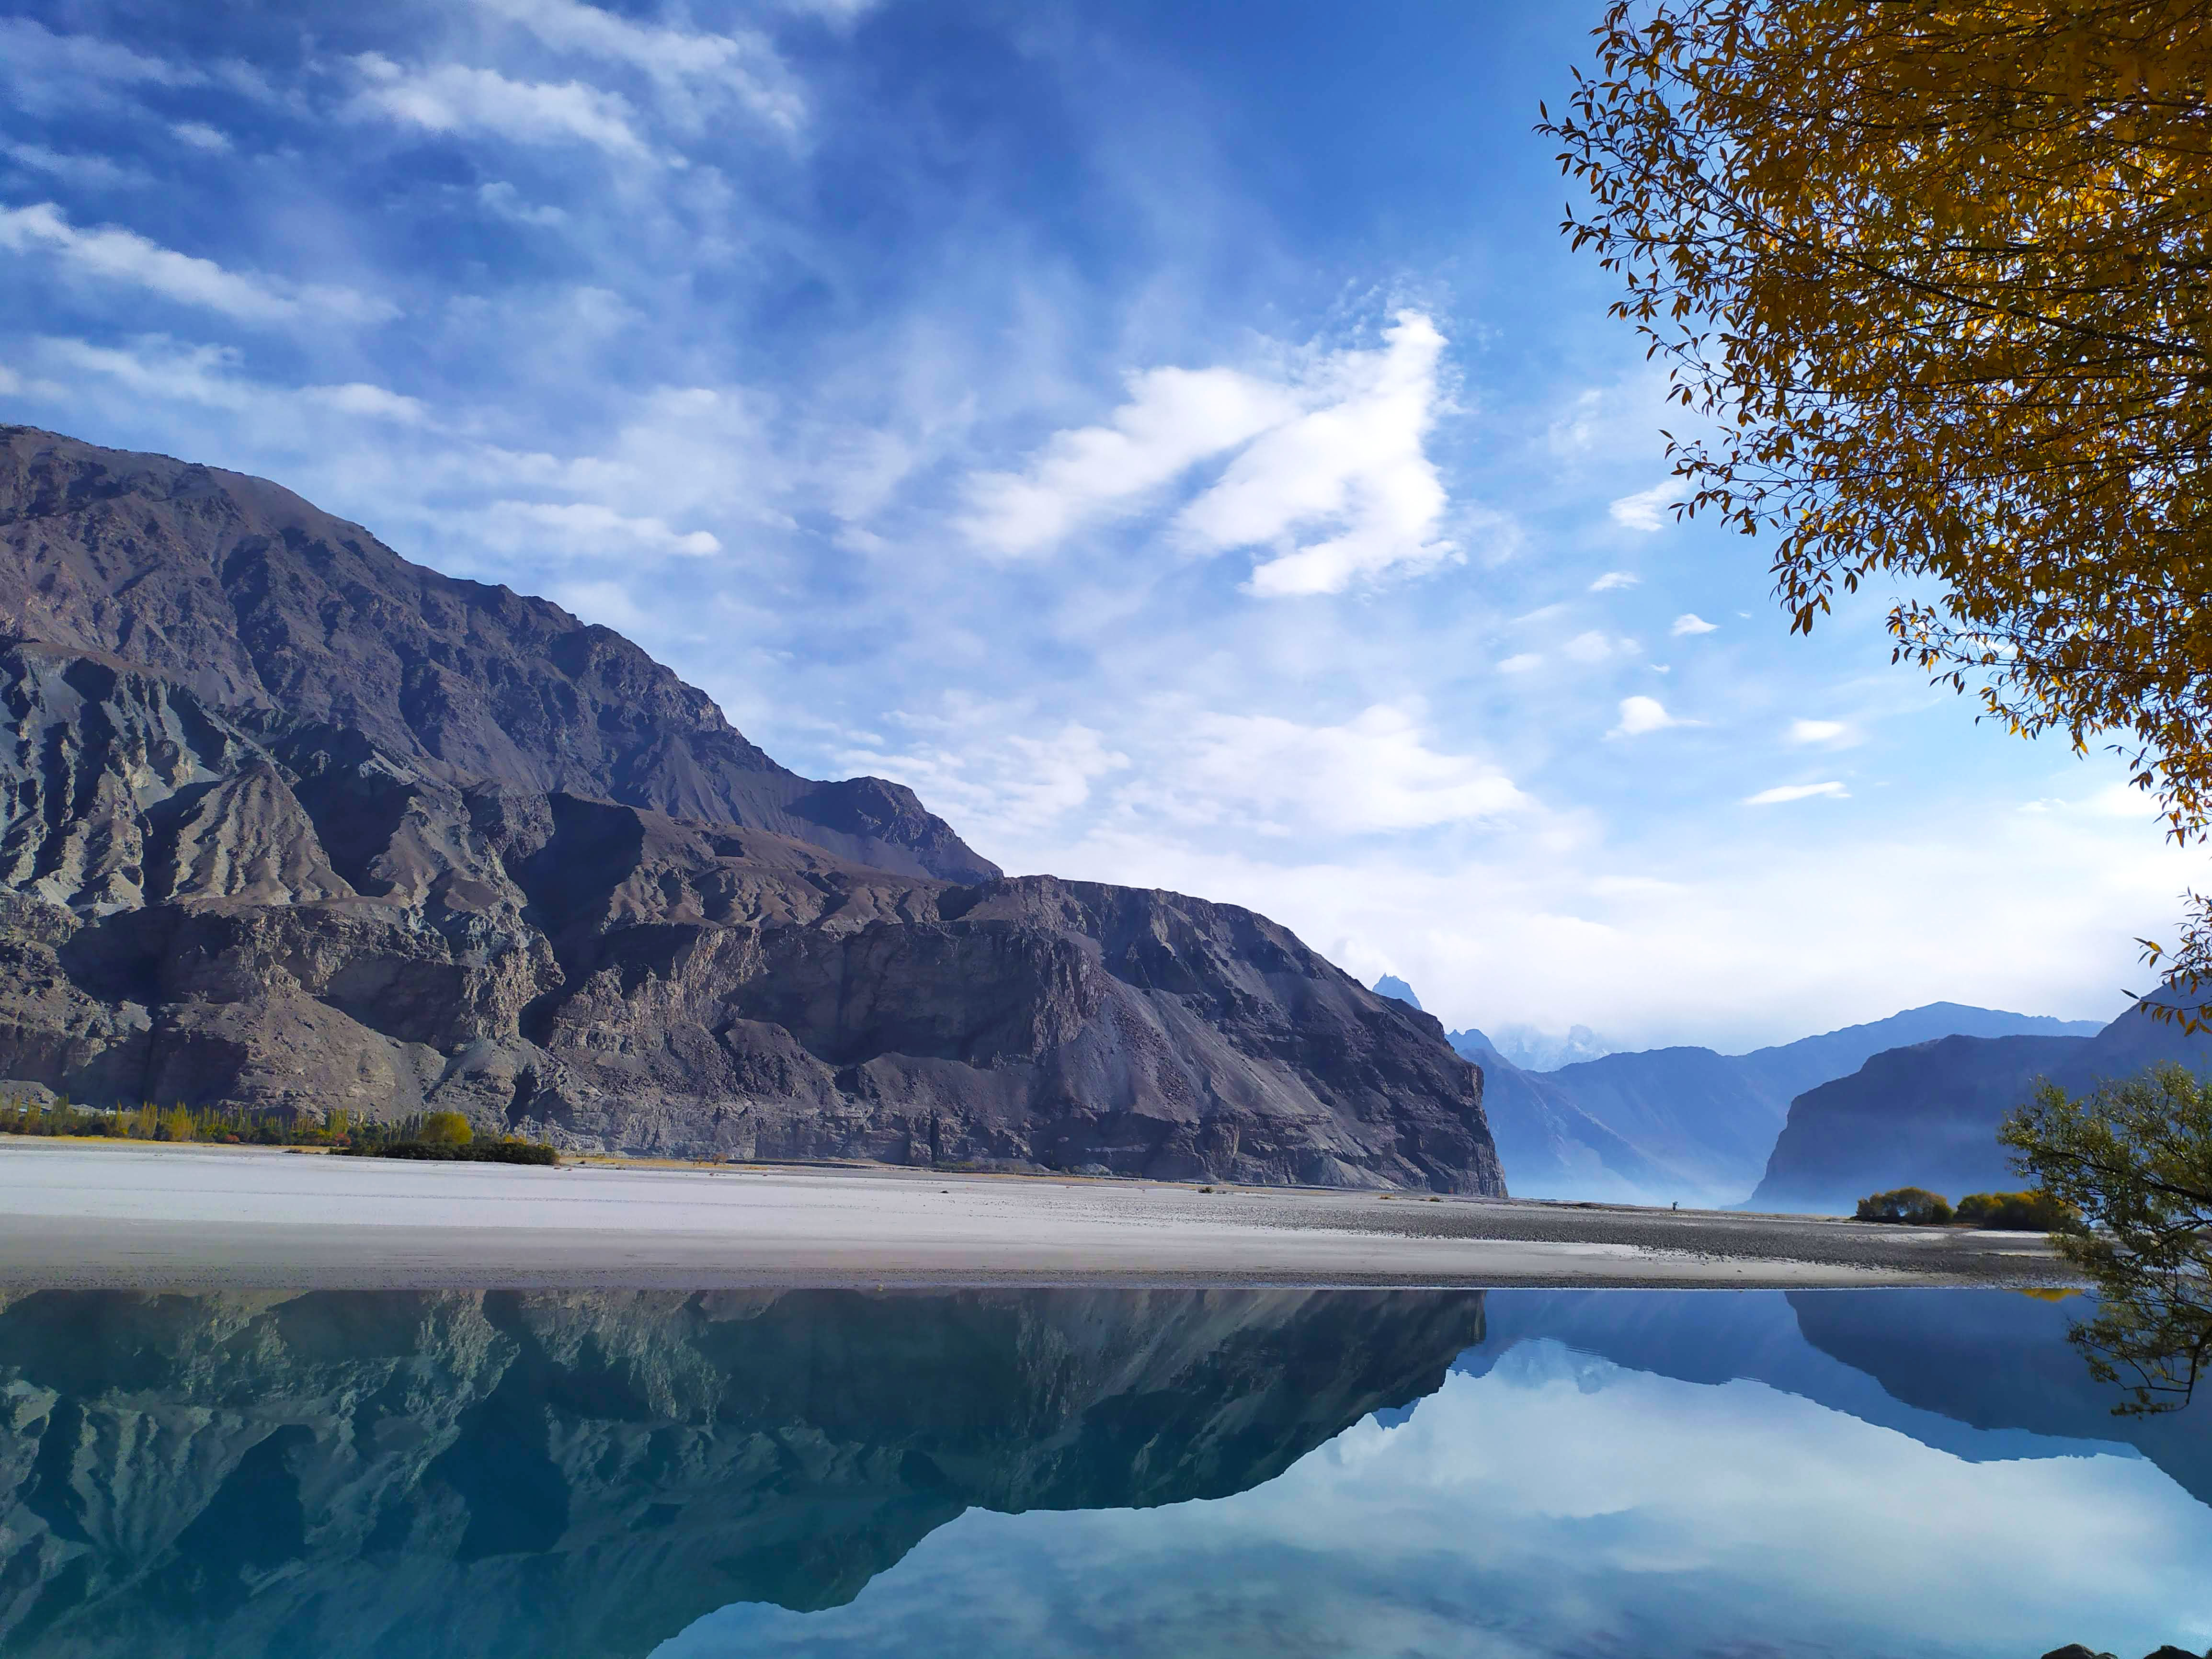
0, 427, 1504, 1192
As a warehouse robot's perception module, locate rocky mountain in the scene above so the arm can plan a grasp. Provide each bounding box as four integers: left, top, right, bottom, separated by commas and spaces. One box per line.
0, 427, 993, 884
0, 1285, 1490, 1659
1385, 976, 2099, 1204
0, 429, 1503, 1192
1749, 999, 2212, 1212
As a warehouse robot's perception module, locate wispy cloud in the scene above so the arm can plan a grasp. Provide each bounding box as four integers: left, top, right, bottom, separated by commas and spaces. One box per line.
349, 56, 652, 159
1671, 613, 1717, 636
1565, 630, 1637, 663
477, 499, 724, 557
25, 335, 423, 420
1143, 704, 1530, 834
0, 204, 391, 323
960, 366, 1296, 555
479, 0, 808, 134
3, 143, 150, 190
1588, 570, 1638, 591
170, 121, 231, 153
1608, 482, 1675, 532
1746, 781, 1849, 805
963, 311, 1459, 597
0, 17, 201, 116
1787, 718, 1856, 748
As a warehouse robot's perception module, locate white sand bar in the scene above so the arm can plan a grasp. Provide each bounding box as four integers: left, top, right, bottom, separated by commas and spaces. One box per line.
0, 1139, 2077, 1290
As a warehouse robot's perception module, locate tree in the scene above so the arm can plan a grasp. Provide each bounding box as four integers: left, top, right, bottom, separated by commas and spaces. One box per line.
1540, 0, 2212, 991
418, 1112, 473, 1147
2002, 1064, 2212, 1413
1854, 1186, 1954, 1225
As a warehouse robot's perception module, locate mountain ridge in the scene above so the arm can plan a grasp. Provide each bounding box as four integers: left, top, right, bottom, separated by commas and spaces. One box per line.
1378, 977, 2104, 1204
1750, 999, 2212, 1210
0, 425, 995, 884
0, 429, 1504, 1191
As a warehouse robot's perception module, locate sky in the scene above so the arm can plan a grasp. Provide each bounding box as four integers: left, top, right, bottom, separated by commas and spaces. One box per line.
0, 0, 2198, 1050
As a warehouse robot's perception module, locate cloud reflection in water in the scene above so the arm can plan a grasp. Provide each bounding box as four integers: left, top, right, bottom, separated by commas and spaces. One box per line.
672, 1339, 2212, 1659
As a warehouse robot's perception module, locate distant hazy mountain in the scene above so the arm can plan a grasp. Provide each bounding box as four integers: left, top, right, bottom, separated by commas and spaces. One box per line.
1750, 999, 2212, 1212
1372, 975, 1423, 1011
1487, 1023, 1615, 1071
1381, 978, 2105, 1205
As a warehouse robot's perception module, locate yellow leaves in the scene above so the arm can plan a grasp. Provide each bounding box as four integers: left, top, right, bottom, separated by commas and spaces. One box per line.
1543, 0, 2212, 835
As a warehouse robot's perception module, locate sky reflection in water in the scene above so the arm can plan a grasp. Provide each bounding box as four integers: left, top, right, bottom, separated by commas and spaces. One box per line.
0, 1285, 2205, 1659
669, 1291, 2212, 1659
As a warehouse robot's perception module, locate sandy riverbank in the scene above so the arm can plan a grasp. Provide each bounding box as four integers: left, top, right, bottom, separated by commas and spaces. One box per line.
0, 1138, 2079, 1290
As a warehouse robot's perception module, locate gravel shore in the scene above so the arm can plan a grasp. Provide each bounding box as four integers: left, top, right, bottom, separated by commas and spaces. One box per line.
0, 1138, 2078, 1290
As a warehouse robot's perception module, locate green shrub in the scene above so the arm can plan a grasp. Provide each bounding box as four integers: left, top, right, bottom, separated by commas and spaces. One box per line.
340, 1140, 558, 1166
417, 1111, 474, 1146
1855, 1186, 1955, 1225
1955, 1189, 2082, 1231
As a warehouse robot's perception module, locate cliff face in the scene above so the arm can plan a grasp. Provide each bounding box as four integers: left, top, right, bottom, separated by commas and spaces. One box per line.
0, 1286, 1490, 1659
0, 430, 1502, 1193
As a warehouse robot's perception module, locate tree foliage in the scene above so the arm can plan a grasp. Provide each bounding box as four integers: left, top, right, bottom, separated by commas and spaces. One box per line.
418, 1111, 474, 1146
1854, 1185, 1954, 1224
1541, 1, 2212, 985
2003, 1064, 2212, 1413
1953, 1187, 2083, 1229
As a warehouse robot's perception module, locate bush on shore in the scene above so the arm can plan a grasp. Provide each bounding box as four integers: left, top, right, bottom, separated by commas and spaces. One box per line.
0, 1094, 345, 1146
342, 1140, 557, 1166
1854, 1186, 1954, 1225
0, 1099, 551, 1162
1954, 1189, 2082, 1232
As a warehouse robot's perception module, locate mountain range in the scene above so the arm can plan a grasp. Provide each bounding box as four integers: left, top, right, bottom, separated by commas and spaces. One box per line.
1749, 997, 2212, 1210
0, 426, 1503, 1193
1374, 977, 2104, 1204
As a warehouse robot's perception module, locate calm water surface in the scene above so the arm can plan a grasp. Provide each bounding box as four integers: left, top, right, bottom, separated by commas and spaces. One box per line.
0, 1286, 2204, 1659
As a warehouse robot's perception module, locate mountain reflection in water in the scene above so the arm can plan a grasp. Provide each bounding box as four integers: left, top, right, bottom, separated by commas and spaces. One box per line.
0, 1287, 2205, 1659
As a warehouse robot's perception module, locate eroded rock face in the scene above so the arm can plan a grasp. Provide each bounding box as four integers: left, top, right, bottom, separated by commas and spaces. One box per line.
0, 426, 995, 884
0, 430, 1503, 1193
0, 1286, 1489, 1659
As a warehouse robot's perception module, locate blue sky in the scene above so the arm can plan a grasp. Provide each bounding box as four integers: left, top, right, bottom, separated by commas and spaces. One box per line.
0, 0, 2195, 1049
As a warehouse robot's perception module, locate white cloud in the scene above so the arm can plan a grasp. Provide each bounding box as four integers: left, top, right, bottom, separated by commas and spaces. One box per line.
1146, 705, 1530, 835
1787, 718, 1851, 747
960, 367, 1297, 555
27, 336, 422, 424
479, 500, 723, 557
171, 121, 231, 153
350, 56, 652, 159
0, 203, 390, 323
304, 382, 429, 423
1608, 482, 1676, 532
478, 0, 808, 134
1610, 695, 1682, 738
1745, 781, 1849, 805
1588, 570, 1638, 591
964, 312, 1459, 597
1184, 314, 1455, 597
1497, 652, 1543, 674
844, 702, 1528, 850
1671, 613, 1718, 636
